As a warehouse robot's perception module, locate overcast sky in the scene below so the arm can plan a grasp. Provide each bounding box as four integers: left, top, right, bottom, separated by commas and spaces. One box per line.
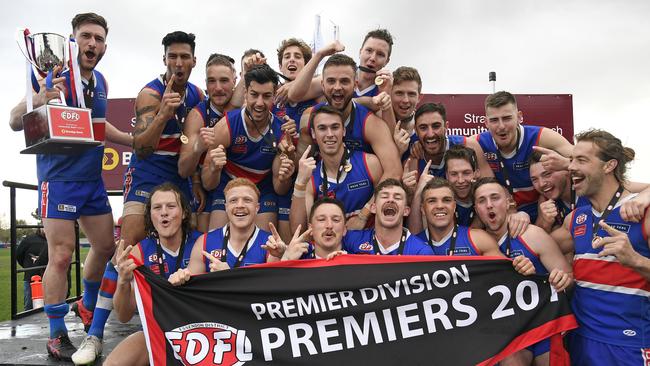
1, 0, 649, 225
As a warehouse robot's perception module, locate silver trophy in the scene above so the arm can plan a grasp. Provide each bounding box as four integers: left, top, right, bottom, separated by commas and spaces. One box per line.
17, 29, 98, 154
18, 31, 68, 91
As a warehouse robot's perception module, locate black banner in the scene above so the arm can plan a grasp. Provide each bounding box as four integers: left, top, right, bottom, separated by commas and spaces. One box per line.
133, 255, 577, 365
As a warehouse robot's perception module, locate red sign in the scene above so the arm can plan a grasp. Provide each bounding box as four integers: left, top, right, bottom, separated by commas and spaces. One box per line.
100, 94, 574, 191
422, 94, 574, 140
48, 105, 93, 139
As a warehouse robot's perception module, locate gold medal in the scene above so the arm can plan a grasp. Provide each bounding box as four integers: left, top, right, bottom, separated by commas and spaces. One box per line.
374, 76, 384, 86
344, 162, 352, 172
180, 134, 189, 144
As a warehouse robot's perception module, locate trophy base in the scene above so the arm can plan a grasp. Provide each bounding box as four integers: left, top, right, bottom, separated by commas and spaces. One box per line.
22, 104, 99, 155
21, 138, 101, 155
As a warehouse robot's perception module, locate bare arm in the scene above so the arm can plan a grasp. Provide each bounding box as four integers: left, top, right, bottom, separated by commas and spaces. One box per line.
295, 108, 315, 164
105, 121, 133, 147
551, 214, 576, 256
287, 41, 345, 102
465, 137, 494, 178
132, 75, 184, 159
364, 114, 402, 181
113, 244, 140, 323
526, 225, 572, 272
188, 235, 207, 275
178, 108, 205, 178
9, 70, 66, 131
200, 118, 231, 190
470, 229, 505, 257
289, 147, 316, 233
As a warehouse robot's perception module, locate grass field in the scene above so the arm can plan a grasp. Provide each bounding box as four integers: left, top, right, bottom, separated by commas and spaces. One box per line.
0, 247, 89, 322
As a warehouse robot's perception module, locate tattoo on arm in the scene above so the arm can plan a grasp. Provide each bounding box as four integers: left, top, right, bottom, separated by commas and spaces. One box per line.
133, 115, 155, 137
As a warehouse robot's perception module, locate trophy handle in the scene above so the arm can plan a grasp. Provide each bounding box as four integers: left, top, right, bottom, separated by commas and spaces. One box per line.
15, 29, 36, 68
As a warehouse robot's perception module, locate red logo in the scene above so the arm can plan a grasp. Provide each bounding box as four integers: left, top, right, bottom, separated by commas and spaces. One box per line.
484, 152, 498, 161
574, 224, 586, 237
210, 249, 223, 258
166, 322, 252, 365
60, 111, 80, 121
359, 242, 372, 251
148, 254, 162, 263
576, 213, 587, 225
234, 135, 248, 145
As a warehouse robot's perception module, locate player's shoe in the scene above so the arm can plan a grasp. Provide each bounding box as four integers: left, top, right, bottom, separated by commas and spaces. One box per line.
71, 299, 93, 332
46, 333, 77, 361
72, 335, 103, 365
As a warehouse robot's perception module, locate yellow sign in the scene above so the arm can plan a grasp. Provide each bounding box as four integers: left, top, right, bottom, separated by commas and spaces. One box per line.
103, 147, 119, 170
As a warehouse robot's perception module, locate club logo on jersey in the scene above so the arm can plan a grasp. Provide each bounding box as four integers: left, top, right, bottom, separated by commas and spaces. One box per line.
60, 111, 80, 121
359, 242, 372, 251
274, 107, 286, 118
210, 249, 224, 259
348, 180, 370, 191
576, 213, 588, 225
234, 135, 248, 145
208, 118, 219, 128
148, 254, 163, 264
623, 329, 637, 337
484, 152, 498, 161
165, 322, 252, 366
57, 204, 77, 213
574, 224, 586, 237
97, 91, 107, 100
319, 187, 336, 199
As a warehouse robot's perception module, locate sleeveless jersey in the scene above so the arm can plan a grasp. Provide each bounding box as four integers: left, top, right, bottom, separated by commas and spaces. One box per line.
136, 230, 201, 279
570, 195, 650, 347
416, 226, 481, 256
128, 76, 203, 178
311, 102, 373, 153
193, 99, 224, 167
36, 70, 108, 182
221, 108, 284, 187
203, 226, 270, 269
497, 233, 548, 276
354, 84, 379, 98
311, 151, 375, 217
477, 125, 542, 220
416, 135, 467, 178
456, 201, 475, 227
343, 229, 434, 255
273, 99, 317, 129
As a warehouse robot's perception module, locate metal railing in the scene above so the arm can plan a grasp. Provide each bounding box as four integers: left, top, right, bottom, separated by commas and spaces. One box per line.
3, 180, 84, 320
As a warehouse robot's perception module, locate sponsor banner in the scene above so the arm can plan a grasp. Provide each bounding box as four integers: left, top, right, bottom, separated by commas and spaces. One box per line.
101, 95, 573, 191
133, 255, 577, 365
103, 98, 136, 190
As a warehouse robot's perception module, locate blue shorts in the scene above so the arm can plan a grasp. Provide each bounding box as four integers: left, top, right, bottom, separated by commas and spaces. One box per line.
210, 179, 277, 214
123, 167, 191, 205
38, 180, 111, 220
569, 332, 650, 366
527, 338, 550, 358
277, 189, 292, 221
